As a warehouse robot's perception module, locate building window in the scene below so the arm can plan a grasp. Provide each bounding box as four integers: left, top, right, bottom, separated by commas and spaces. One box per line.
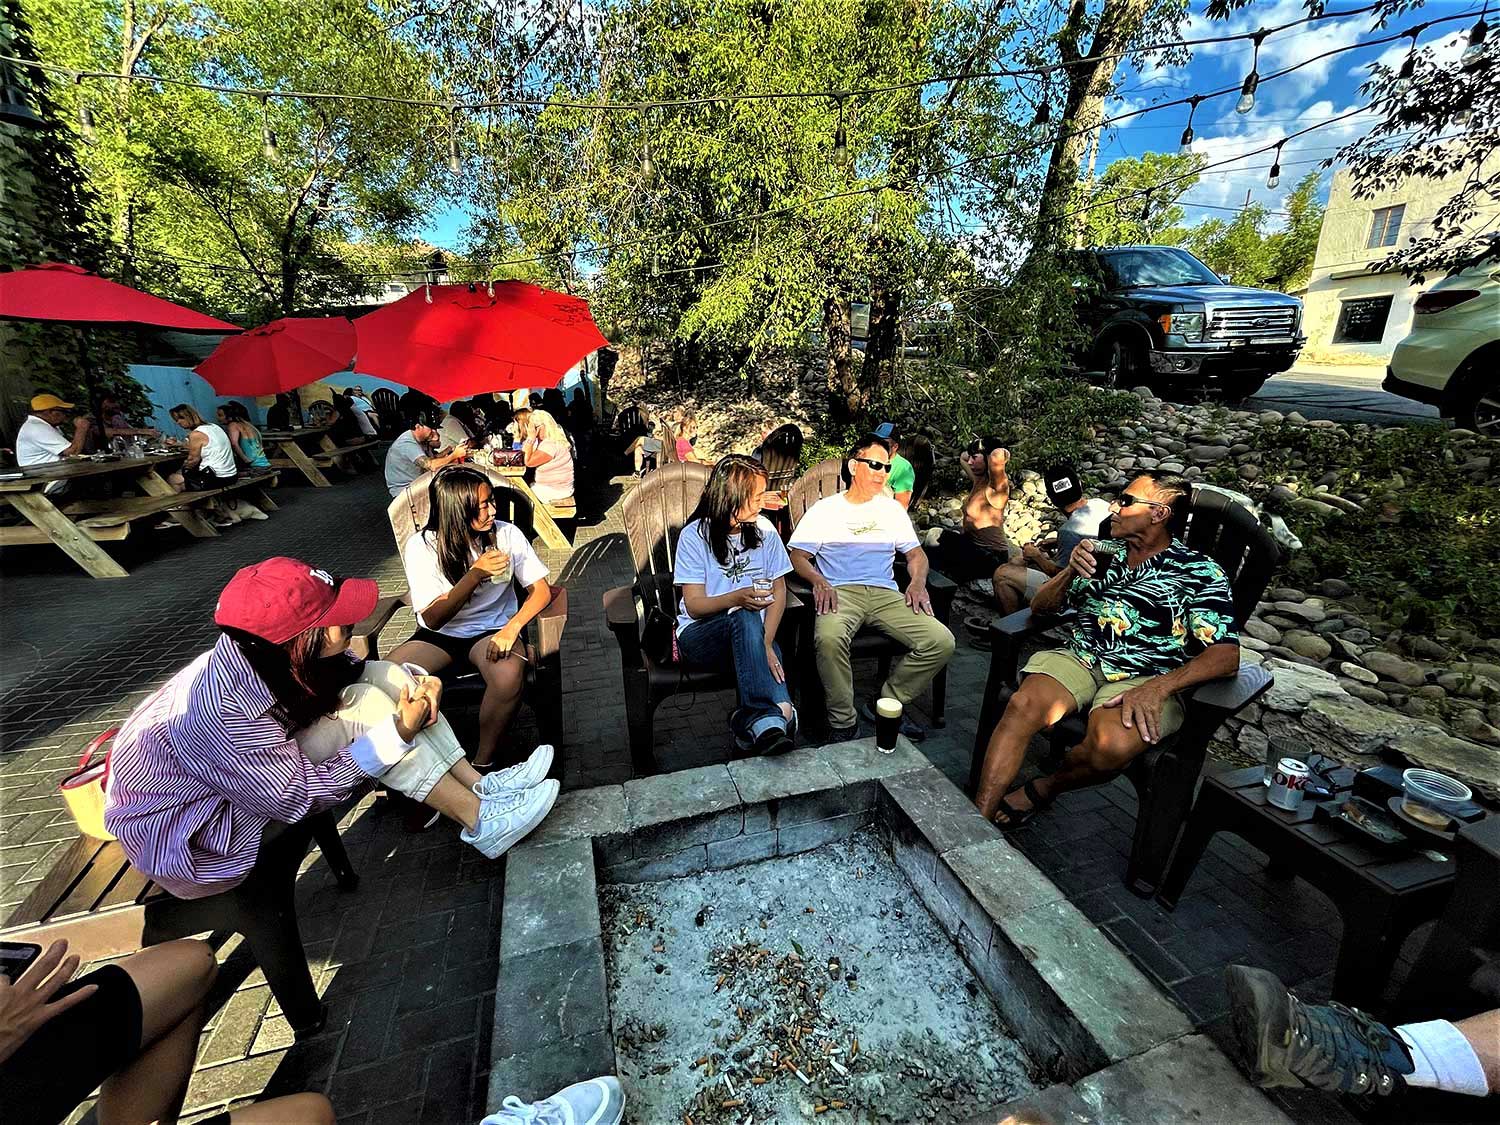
1333, 295, 1394, 344
1367, 204, 1405, 249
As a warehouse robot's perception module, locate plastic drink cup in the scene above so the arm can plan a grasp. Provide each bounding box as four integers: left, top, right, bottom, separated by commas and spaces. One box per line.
489, 552, 513, 586
400, 662, 428, 684
875, 698, 903, 754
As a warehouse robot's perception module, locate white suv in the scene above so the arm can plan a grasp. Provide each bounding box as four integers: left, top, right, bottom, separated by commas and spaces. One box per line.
1385, 263, 1500, 435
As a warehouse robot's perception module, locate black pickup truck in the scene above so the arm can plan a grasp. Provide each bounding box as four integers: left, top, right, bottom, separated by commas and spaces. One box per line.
1065, 245, 1306, 400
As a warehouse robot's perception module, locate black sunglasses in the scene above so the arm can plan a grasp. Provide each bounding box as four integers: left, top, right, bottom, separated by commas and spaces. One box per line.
1113, 492, 1172, 511
852, 457, 891, 472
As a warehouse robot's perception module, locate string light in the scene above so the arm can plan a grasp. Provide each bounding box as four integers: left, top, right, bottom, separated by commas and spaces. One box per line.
447, 106, 462, 174
1393, 26, 1423, 92
1266, 141, 1283, 189
1179, 95, 1201, 153
1028, 101, 1053, 145
259, 95, 279, 163
1237, 29, 1266, 114
832, 97, 848, 164
1462, 8, 1489, 70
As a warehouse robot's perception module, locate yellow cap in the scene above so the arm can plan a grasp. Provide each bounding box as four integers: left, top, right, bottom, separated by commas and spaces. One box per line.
30, 393, 75, 411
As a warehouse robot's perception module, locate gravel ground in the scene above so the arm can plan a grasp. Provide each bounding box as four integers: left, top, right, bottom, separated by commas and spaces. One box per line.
601, 832, 1039, 1124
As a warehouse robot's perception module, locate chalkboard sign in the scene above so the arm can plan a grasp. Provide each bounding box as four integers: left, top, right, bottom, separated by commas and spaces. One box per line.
1333, 295, 1393, 344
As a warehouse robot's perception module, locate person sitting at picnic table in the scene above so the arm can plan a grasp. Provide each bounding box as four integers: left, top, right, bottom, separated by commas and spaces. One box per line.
103, 557, 559, 896
440, 401, 479, 449
788, 435, 955, 741
522, 408, 576, 508
99, 393, 160, 444
264, 393, 294, 431
388, 467, 554, 771
506, 390, 534, 445
217, 402, 272, 470
991, 463, 1113, 613
0, 937, 335, 1125
971, 471, 1240, 829
924, 436, 1013, 604
15, 394, 92, 493
385, 408, 468, 498
163, 403, 262, 528
674, 455, 797, 756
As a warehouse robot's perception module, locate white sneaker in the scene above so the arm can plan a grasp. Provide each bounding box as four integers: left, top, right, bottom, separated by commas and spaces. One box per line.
474, 745, 554, 798
461, 779, 559, 859
483, 1076, 624, 1125
236, 500, 270, 521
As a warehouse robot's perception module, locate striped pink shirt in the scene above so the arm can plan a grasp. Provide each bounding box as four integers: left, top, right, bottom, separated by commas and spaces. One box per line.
104, 635, 369, 899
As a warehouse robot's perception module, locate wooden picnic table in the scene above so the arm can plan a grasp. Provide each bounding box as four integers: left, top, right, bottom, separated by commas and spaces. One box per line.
0, 453, 217, 579
473, 459, 573, 549
258, 424, 340, 488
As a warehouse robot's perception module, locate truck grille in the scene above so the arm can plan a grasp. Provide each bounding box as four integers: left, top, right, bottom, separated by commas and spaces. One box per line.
1208, 306, 1298, 340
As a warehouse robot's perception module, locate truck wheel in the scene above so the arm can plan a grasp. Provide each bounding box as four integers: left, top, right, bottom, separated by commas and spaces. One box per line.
1101, 336, 1144, 389
1222, 374, 1267, 401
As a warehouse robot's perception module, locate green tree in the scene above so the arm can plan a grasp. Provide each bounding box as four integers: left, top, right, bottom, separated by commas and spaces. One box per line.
1184, 171, 1323, 293
1081, 151, 1202, 246
1264, 171, 1323, 292
24, 0, 443, 321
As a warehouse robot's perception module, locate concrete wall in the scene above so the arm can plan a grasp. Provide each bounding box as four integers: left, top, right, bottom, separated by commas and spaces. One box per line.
1302, 151, 1500, 365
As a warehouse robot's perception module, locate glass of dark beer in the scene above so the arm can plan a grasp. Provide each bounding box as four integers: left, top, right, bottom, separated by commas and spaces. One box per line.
874, 697, 903, 754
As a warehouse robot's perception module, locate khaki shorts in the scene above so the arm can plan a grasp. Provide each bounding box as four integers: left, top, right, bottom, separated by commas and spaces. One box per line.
1021, 648, 1185, 738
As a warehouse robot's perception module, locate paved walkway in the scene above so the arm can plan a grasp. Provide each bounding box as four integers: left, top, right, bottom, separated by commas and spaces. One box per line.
0, 462, 1389, 1124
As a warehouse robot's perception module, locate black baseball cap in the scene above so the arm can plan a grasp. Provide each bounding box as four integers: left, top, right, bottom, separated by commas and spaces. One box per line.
1043, 464, 1083, 506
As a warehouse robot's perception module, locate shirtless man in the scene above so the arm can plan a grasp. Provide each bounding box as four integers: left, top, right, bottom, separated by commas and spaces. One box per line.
926, 437, 1013, 601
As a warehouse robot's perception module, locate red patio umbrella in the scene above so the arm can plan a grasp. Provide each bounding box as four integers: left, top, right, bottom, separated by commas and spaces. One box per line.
0, 262, 241, 332
195, 316, 355, 396
353, 280, 608, 401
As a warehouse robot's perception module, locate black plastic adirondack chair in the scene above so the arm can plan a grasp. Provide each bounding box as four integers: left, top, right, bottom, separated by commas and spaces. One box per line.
966, 487, 1280, 896
371, 387, 400, 436
603, 463, 805, 775
785, 458, 957, 737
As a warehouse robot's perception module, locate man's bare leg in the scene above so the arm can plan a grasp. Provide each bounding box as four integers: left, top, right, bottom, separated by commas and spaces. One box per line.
1005, 704, 1151, 815
974, 674, 1074, 820
991, 563, 1029, 614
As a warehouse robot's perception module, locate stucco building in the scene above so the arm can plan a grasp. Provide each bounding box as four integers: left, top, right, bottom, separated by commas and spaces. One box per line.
1301, 151, 1500, 364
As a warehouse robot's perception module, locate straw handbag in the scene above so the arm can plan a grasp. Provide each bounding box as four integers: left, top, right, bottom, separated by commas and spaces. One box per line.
59, 727, 117, 841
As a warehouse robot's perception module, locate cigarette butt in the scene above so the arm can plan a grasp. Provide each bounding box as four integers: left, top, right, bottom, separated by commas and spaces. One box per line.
684, 1116, 693, 1125
804, 907, 815, 914
715, 974, 727, 991
750, 1077, 767, 1085
793, 1067, 811, 1086
814, 1106, 828, 1115
852, 1038, 859, 1057
830, 1100, 847, 1109
720, 1099, 745, 1109
829, 1058, 848, 1076
694, 1056, 709, 1068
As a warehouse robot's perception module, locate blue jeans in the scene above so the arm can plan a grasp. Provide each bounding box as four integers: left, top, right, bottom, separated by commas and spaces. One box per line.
676, 609, 792, 742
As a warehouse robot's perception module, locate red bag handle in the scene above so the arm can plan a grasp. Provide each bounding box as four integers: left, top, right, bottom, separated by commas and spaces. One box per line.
79, 727, 118, 770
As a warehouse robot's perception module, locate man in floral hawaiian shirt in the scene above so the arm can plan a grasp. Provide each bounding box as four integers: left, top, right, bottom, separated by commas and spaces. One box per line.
972, 472, 1241, 828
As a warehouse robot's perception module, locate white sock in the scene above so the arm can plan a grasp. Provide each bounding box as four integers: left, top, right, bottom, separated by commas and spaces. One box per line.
1395, 1020, 1491, 1097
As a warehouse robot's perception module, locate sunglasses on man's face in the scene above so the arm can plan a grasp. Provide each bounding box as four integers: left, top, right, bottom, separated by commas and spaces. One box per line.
1112, 492, 1172, 511
852, 458, 891, 472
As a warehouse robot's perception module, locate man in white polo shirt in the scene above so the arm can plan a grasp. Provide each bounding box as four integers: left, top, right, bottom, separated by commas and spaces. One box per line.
17, 393, 93, 493
788, 434, 955, 740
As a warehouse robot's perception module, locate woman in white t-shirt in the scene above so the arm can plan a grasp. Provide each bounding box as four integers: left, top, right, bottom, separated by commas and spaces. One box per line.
388, 467, 553, 770
521, 409, 575, 506
673, 455, 797, 755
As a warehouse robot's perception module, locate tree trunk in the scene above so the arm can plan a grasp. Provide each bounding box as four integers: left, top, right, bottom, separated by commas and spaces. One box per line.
823, 291, 859, 421
864, 276, 903, 397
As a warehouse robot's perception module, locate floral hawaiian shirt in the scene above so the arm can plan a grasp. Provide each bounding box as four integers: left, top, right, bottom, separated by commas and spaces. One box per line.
1065, 539, 1238, 680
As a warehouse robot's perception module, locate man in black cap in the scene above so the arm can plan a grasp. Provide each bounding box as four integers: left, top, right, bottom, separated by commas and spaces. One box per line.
993, 463, 1112, 613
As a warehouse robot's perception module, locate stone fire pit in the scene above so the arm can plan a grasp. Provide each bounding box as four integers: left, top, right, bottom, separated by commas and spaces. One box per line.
489, 740, 1289, 1123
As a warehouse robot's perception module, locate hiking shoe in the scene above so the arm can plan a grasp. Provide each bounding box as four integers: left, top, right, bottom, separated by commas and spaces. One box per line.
461, 780, 559, 859
474, 744, 554, 797
486, 1075, 624, 1125
858, 699, 926, 741
1223, 964, 1414, 1096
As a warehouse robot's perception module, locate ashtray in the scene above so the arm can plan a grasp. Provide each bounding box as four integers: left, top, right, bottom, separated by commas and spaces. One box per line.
1318, 796, 1409, 850
1386, 795, 1458, 843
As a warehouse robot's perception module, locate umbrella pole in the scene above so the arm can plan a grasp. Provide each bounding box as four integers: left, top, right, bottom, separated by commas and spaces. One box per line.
77, 328, 109, 452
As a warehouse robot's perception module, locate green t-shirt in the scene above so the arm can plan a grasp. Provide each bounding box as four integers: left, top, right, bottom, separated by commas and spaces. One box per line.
887, 453, 915, 496
1065, 540, 1238, 680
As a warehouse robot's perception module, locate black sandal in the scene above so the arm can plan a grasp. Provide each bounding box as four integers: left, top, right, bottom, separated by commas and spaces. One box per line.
991, 779, 1053, 831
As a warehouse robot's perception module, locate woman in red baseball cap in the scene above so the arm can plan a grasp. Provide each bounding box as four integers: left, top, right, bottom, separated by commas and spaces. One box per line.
103, 557, 558, 905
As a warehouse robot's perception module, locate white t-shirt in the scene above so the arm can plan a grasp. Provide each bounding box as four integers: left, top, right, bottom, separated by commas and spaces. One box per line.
194, 424, 238, 479
352, 405, 378, 437
673, 516, 792, 637
402, 521, 549, 637
16, 414, 70, 468
787, 493, 919, 591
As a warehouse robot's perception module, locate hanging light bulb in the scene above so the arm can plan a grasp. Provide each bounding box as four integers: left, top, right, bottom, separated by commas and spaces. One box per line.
1029, 101, 1052, 145
259, 95, 279, 163
448, 107, 462, 175
832, 97, 848, 164
1266, 142, 1283, 189
640, 138, 655, 184
486, 278, 495, 297
1179, 96, 1200, 154
1237, 31, 1266, 114
1455, 102, 1473, 126
78, 101, 96, 142
1394, 29, 1420, 93
1462, 14, 1489, 70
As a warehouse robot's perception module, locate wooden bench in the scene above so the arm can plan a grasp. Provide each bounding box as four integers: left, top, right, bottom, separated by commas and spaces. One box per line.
1, 809, 357, 1036
310, 441, 380, 470
55, 471, 279, 540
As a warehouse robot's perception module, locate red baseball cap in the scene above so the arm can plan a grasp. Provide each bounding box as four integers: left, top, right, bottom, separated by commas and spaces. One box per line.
215, 557, 379, 645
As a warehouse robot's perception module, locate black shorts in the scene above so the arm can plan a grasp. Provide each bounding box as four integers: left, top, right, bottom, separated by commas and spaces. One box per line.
405, 626, 489, 675
929, 529, 1010, 584
182, 464, 238, 492
0, 964, 143, 1125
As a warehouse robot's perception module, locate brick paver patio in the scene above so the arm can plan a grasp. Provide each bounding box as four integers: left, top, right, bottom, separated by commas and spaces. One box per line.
0, 460, 1393, 1123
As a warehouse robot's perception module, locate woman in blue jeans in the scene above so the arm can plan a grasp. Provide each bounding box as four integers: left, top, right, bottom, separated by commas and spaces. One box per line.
673, 455, 797, 755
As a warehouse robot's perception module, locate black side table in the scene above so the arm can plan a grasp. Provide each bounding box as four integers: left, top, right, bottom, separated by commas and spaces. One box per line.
1158, 765, 1457, 1012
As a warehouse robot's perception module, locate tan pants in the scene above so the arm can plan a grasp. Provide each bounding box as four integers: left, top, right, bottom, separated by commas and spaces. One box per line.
813, 584, 956, 729
296, 661, 464, 801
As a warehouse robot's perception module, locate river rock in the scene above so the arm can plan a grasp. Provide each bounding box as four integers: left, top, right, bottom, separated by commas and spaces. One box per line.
1243, 618, 1282, 645
1407, 635, 1451, 661
1338, 661, 1379, 685
1291, 497, 1340, 518
1260, 658, 1347, 711
1258, 410, 1284, 424
1342, 628, 1373, 646
1345, 684, 1390, 705
1362, 651, 1427, 687
1240, 635, 1271, 653
1275, 600, 1327, 624
1188, 445, 1231, 463
1286, 631, 1333, 661
1270, 587, 1306, 602
1316, 578, 1353, 598
1237, 464, 1261, 481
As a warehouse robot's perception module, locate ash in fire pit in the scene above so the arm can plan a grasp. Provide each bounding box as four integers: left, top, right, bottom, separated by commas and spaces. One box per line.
601, 832, 1039, 1123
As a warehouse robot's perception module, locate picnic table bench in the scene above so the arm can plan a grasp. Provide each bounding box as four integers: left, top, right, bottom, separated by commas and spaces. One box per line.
0, 456, 275, 579
0, 803, 356, 1035
478, 462, 573, 548
260, 424, 379, 487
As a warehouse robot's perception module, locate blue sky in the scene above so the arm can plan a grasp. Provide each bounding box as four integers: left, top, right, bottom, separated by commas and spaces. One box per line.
416, 0, 1483, 246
